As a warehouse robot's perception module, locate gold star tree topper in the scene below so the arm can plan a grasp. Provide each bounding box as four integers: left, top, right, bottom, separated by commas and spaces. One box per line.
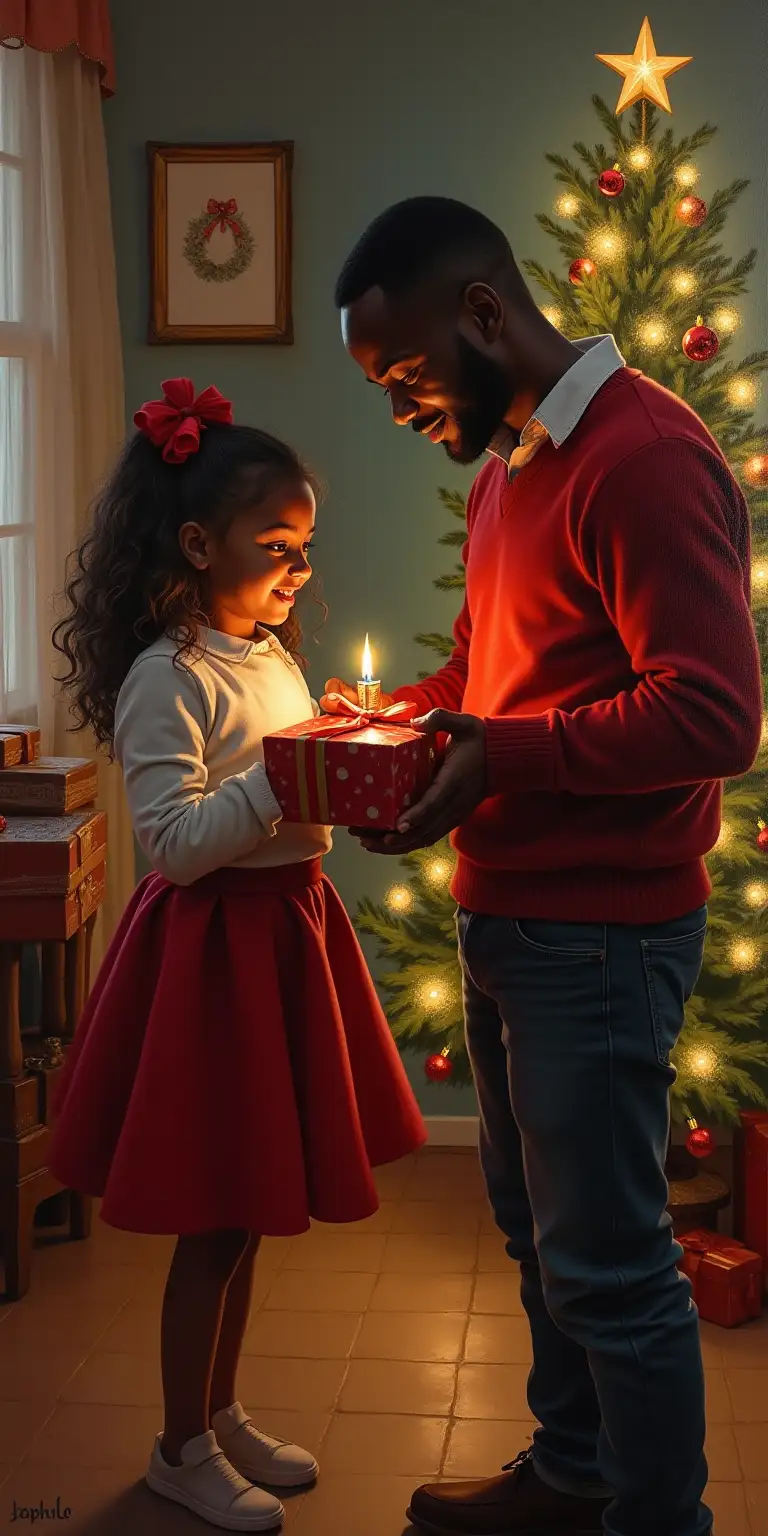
596, 16, 692, 115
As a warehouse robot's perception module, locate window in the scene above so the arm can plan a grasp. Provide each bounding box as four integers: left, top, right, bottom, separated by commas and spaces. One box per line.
0, 43, 38, 722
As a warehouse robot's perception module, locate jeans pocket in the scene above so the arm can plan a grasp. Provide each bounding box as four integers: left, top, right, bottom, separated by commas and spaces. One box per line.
511, 918, 606, 961
641, 909, 708, 1066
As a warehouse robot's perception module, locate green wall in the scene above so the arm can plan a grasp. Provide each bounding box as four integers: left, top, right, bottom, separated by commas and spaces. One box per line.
105, 0, 767, 1113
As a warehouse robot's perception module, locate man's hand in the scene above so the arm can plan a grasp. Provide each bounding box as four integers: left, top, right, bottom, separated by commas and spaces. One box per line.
321, 677, 394, 713
352, 709, 487, 854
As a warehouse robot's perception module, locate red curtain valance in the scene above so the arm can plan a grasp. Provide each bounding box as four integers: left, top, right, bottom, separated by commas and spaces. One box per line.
0, 0, 115, 95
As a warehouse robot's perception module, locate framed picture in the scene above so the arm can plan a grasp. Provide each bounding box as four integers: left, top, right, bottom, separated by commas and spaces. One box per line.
148, 142, 293, 344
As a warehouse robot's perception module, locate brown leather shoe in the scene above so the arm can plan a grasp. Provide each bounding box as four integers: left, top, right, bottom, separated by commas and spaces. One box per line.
407, 1450, 610, 1535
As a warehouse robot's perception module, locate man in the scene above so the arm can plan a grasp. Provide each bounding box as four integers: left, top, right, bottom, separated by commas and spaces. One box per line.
325, 198, 762, 1536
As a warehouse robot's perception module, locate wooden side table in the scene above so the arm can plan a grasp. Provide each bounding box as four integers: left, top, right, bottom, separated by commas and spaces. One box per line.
0, 819, 106, 1299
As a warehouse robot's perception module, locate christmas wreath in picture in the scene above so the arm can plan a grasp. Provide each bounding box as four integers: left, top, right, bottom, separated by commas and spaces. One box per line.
183, 198, 255, 284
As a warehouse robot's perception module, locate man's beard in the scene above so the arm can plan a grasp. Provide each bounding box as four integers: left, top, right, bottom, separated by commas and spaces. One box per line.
443, 337, 512, 465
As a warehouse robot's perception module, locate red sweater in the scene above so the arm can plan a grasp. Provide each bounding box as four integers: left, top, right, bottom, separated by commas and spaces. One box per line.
395, 369, 762, 923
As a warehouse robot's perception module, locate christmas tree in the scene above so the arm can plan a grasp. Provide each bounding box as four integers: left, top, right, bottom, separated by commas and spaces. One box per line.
356, 84, 768, 1125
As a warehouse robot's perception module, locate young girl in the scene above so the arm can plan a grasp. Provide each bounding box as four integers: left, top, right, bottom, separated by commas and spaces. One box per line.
50, 378, 426, 1533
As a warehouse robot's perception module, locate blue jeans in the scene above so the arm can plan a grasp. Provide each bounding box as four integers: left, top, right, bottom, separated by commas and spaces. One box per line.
458, 905, 711, 1536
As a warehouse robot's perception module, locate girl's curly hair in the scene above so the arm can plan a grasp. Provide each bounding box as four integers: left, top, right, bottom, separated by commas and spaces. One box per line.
53, 422, 323, 750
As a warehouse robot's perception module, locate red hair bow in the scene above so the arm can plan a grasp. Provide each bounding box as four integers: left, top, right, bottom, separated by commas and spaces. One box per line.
133, 377, 233, 464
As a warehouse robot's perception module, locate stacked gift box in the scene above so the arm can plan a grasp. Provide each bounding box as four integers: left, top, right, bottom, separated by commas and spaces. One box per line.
0, 737, 104, 942
677, 1228, 763, 1328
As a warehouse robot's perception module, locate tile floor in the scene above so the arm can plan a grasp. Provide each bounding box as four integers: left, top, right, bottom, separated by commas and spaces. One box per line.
0, 1148, 766, 1536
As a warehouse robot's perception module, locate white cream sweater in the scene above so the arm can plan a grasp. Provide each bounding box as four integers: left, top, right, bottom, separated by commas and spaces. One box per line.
114, 628, 331, 886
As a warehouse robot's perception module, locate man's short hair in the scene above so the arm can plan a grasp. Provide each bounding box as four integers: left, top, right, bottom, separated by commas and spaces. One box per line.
334, 196, 513, 309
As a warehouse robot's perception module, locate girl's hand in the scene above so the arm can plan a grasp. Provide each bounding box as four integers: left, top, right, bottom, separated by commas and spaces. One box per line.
321, 678, 394, 712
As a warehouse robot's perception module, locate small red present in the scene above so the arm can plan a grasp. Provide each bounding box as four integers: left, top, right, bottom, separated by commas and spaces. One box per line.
263, 699, 437, 830
678, 1228, 763, 1328
734, 1111, 768, 1291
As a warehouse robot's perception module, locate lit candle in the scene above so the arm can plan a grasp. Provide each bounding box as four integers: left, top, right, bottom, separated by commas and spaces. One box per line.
357, 633, 381, 711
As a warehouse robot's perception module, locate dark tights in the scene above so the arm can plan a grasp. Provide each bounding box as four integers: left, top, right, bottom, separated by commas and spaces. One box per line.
160, 1228, 261, 1464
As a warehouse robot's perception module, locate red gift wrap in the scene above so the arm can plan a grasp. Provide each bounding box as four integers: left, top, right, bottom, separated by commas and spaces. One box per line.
263, 700, 436, 831
734, 1111, 768, 1291
678, 1227, 763, 1328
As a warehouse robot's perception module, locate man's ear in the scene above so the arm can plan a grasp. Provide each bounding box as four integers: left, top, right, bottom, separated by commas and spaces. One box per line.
462, 282, 504, 345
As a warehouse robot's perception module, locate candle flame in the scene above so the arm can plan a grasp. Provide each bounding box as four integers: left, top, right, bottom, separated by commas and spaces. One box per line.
361, 633, 374, 681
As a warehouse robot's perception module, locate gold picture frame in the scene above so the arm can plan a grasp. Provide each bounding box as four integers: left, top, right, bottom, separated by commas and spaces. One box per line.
148, 142, 293, 344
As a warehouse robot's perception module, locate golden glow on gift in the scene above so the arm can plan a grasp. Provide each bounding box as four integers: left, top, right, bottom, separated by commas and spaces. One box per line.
628, 144, 652, 170
596, 18, 692, 115
361, 633, 374, 682
671, 269, 697, 297
424, 857, 453, 888
638, 315, 670, 350
730, 938, 759, 972
728, 376, 758, 409
675, 162, 700, 190
711, 306, 739, 335
541, 305, 563, 328
588, 224, 627, 263
744, 881, 768, 909
555, 193, 580, 219
386, 884, 413, 913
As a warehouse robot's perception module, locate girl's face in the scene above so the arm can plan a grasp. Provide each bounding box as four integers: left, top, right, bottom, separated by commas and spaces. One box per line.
180, 477, 316, 638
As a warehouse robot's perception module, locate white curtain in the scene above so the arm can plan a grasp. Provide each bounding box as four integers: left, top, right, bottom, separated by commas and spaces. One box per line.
0, 41, 135, 956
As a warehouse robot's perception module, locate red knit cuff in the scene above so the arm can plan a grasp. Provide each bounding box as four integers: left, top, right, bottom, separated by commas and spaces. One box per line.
484, 714, 555, 794
391, 683, 436, 716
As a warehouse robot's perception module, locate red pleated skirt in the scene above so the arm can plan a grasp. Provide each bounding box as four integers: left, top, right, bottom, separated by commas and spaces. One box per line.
50, 859, 426, 1235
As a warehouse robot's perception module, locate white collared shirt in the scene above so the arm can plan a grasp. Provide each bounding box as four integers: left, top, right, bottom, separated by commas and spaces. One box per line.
489, 335, 625, 479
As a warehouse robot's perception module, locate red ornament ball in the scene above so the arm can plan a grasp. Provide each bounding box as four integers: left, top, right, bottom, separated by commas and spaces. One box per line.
598, 166, 625, 199
424, 1052, 453, 1083
744, 454, 768, 489
569, 257, 597, 285
757, 825, 768, 853
676, 195, 708, 229
682, 322, 719, 363
0, 815, 6, 833
686, 1124, 716, 1160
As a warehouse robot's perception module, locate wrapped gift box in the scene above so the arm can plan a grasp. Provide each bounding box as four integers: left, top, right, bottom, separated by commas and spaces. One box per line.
0, 725, 41, 763
0, 757, 97, 815
0, 733, 24, 768
734, 1111, 768, 1291
0, 811, 106, 942
0, 810, 107, 897
678, 1227, 763, 1328
263, 702, 436, 831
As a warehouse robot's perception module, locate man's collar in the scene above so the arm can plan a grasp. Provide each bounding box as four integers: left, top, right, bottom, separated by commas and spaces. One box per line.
488, 335, 625, 470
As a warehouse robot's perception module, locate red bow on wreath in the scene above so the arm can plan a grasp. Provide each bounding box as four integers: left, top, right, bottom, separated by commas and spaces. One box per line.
134, 378, 234, 464
204, 198, 243, 241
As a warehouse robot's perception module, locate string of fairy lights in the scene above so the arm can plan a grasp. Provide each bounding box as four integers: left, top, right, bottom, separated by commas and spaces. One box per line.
386, 854, 457, 1018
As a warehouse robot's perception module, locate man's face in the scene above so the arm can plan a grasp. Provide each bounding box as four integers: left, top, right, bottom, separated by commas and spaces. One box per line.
341, 285, 512, 466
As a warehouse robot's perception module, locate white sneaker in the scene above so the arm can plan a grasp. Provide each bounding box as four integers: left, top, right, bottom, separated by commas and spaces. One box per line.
146, 1430, 285, 1531
212, 1402, 319, 1489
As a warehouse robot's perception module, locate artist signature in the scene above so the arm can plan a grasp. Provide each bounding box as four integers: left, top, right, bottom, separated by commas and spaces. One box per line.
10, 1499, 72, 1524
